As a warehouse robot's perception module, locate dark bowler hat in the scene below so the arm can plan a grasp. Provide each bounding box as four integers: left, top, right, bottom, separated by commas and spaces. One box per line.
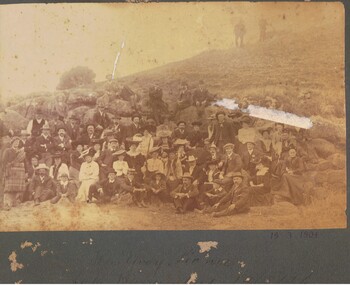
177, 120, 186, 126
52, 151, 63, 159
107, 168, 116, 175
182, 173, 194, 181
215, 111, 226, 119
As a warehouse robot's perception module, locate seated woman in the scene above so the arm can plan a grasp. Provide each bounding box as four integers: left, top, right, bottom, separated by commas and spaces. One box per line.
271, 147, 306, 205
249, 156, 273, 207
113, 150, 129, 178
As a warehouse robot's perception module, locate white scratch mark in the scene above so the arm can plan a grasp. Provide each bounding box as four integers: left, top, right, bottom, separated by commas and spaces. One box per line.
238, 261, 246, 268
245, 277, 251, 282
40, 250, 48, 257
20, 241, 41, 252
213, 99, 313, 129
8, 252, 24, 272
15, 280, 22, 284
187, 272, 198, 284
82, 238, 94, 245
197, 241, 218, 254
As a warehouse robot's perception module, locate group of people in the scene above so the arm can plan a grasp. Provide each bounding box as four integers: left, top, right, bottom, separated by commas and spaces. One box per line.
1, 99, 311, 216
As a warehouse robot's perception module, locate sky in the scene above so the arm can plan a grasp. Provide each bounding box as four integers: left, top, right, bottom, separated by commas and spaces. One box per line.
0, 2, 344, 99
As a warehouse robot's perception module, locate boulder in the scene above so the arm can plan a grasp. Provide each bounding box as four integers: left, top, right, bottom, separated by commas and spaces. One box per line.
108, 99, 134, 116
3, 109, 29, 131
327, 153, 346, 170
66, 88, 97, 108
308, 138, 336, 159
68, 106, 91, 123
312, 171, 329, 185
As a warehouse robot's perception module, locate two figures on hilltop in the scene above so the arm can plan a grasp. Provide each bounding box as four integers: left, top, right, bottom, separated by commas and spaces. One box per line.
234, 18, 271, 47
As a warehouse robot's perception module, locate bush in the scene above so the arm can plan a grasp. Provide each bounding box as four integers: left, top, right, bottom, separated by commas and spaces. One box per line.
57, 66, 96, 90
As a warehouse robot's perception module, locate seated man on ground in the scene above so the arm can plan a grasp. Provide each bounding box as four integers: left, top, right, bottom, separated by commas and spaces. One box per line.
51, 173, 77, 204
210, 172, 250, 217
198, 179, 227, 213
170, 173, 199, 214
146, 171, 168, 206
29, 163, 57, 206
120, 168, 148, 208
88, 168, 121, 204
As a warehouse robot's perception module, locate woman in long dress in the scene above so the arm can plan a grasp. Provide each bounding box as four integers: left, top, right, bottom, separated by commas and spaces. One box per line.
272, 147, 306, 205
2, 137, 27, 207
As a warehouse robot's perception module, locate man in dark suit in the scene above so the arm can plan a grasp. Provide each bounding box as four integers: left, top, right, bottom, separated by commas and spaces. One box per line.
171, 121, 189, 141
241, 141, 263, 176
211, 172, 250, 217
29, 163, 56, 206
78, 124, 100, 145
51, 173, 77, 204
170, 173, 199, 213
92, 103, 111, 136
220, 143, 243, 176
119, 168, 146, 207
34, 124, 54, 167
104, 114, 125, 144
65, 115, 81, 141
183, 155, 206, 186
210, 111, 237, 151
96, 138, 119, 180
88, 168, 120, 203
125, 114, 143, 138
187, 121, 206, 148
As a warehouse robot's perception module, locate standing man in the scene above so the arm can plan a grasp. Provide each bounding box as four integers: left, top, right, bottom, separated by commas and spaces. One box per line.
34, 123, 54, 167
125, 114, 143, 138
210, 111, 236, 151
234, 19, 246, 47
171, 121, 189, 141
92, 102, 111, 137
26, 108, 48, 137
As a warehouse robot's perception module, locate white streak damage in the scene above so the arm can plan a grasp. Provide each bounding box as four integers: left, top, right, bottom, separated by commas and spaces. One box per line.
8, 252, 24, 272
213, 99, 313, 129
82, 238, 94, 245
20, 241, 41, 252
197, 241, 218, 253
187, 272, 198, 284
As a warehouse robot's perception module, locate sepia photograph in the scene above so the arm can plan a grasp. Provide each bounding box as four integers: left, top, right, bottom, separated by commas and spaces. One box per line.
0, 2, 346, 231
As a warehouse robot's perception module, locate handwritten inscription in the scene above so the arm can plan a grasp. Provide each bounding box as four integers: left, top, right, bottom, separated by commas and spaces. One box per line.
270, 231, 319, 240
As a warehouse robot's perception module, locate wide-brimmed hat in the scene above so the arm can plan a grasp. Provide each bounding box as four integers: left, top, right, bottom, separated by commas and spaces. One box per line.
231, 171, 244, 179
207, 114, 216, 120
182, 173, 194, 180
126, 134, 143, 144
153, 171, 165, 179
157, 130, 172, 138
114, 149, 126, 156
173, 139, 189, 146
223, 143, 235, 149
186, 155, 197, 162
177, 120, 186, 126
215, 111, 226, 119
81, 148, 95, 158
245, 141, 255, 145
149, 146, 161, 154
35, 163, 49, 170
10, 136, 21, 145
107, 168, 117, 175
258, 127, 273, 134
86, 123, 95, 129
209, 143, 217, 149
108, 138, 119, 144
128, 168, 137, 174
131, 113, 141, 120
42, 124, 50, 130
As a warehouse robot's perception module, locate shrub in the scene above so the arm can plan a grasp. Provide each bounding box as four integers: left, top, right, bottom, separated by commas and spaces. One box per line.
57, 66, 96, 90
